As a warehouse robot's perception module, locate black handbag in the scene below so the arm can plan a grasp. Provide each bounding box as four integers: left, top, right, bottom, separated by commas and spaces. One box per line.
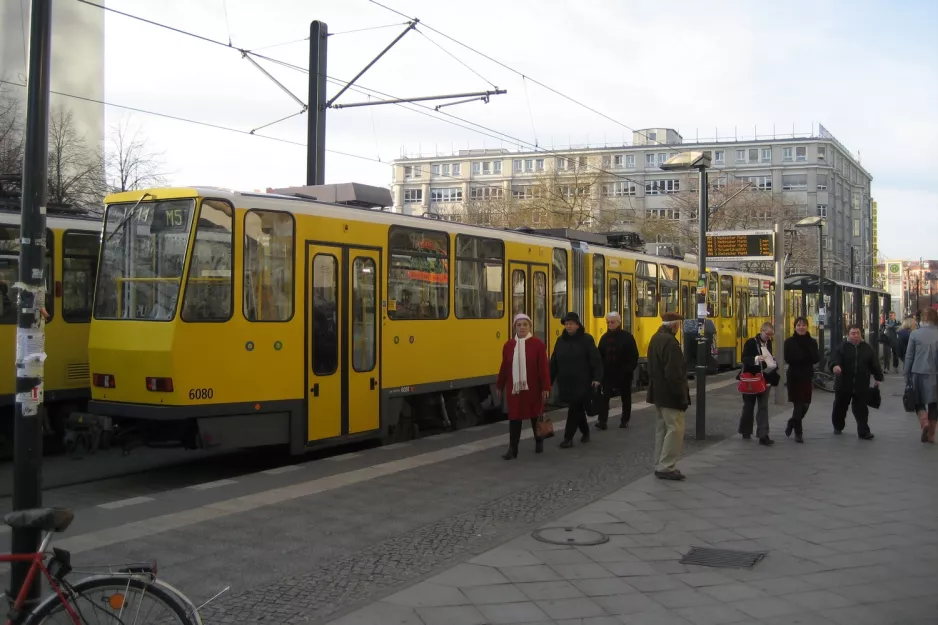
902, 378, 916, 413
867, 385, 882, 410
585, 386, 601, 417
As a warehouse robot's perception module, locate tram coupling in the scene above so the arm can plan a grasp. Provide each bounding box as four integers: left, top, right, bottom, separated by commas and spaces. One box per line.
63, 412, 115, 457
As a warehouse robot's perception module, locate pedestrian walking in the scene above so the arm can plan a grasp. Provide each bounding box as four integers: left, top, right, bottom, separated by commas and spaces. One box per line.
738, 323, 781, 446
897, 316, 916, 366
646, 312, 689, 480
881, 311, 901, 372
902, 307, 938, 443
596, 311, 639, 430
830, 324, 883, 439
496, 313, 551, 459
783, 316, 819, 443
550, 312, 602, 449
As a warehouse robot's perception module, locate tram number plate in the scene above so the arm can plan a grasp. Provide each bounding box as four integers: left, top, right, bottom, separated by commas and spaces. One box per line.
188, 388, 214, 400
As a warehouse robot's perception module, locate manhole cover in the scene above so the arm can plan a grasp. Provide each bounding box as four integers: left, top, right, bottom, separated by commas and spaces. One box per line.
680, 546, 766, 568
532, 526, 608, 546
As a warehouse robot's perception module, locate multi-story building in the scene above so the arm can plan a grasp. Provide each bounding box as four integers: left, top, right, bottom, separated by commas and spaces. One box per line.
879, 259, 937, 318
390, 126, 874, 285
1, 0, 105, 160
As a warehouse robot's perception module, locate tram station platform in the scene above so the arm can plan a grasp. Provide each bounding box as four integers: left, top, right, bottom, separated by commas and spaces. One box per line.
324, 374, 938, 625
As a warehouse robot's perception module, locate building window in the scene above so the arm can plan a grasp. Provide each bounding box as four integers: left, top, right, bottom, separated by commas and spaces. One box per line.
535, 158, 544, 171
745, 176, 772, 191
511, 185, 537, 200
405, 165, 421, 179
645, 153, 655, 167
182, 199, 234, 322
403, 189, 423, 204
62, 231, 99, 323
645, 179, 679, 195
431, 164, 440, 175
430, 187, 463, 203
647, 131, 657, 142
442, 164, 451, 176
714, 150, 725, 164
388, 227, 449, 320
455, 235, 504, 319
816, 204, 828, 217
513, 159, 522, 173
761, 148, 771, 163
613, 154, 624, 168
657, 153, 667, 166
524, 159, 533, 172
601, 181, 636, 197
482, 162, 491, 175
817, 174, 828, 191
783, 147, 793, 162
749, 148, 759, 163
817, 145, 826, 161
853, 218, 861, 237
602, 155, 611, 168
782, 174, 807, 191
452, 163, 461, 176
625, 154, 635, 168
645, 208, 680, 220
243, 210, 295, 322
469, 185, 504, 200
735, 149, 746, 163
471, 162, 481, 175
796, 146, 807, 162
493, 161, 502, 174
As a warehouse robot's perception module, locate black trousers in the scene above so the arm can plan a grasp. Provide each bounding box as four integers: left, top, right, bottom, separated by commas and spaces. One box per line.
508, 418, 540, 448
832, 391, 871, 436
563, 402, 589, 441
788, 402, 810, 435
598, 373, 633, 426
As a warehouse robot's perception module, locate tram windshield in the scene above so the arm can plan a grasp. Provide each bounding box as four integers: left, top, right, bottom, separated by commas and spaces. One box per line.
94, 199, 195, 320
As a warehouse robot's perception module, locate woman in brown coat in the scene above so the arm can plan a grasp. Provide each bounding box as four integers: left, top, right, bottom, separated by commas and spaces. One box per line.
496, 314, 551, 459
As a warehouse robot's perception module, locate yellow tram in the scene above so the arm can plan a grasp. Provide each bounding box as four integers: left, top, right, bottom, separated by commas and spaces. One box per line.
82, 187, 796, 454
0, 209, 101, 448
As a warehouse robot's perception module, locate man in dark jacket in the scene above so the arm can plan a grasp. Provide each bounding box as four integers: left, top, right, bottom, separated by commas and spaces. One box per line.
551, 312, 602, 448
881, 311, 900, 372
830, 324, 883, 440
596, 311, 639, 430
646, 312, 689, 480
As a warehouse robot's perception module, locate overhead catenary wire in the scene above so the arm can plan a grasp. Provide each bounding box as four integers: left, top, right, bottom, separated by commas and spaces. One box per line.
414, 29, 497, 90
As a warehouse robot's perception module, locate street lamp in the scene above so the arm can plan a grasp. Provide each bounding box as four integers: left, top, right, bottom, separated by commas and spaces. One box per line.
661, 151, 711, 440
796, 216, 828, 360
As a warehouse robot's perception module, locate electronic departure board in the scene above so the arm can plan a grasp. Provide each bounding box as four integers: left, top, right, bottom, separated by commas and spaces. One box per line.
705, 230, 774, 261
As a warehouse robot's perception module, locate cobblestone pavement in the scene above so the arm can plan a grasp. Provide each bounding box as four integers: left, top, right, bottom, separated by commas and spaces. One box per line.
323, 373, 937, 625
193, 377, 781, 624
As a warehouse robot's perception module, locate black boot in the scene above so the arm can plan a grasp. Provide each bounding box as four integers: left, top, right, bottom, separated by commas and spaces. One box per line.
535, 439, 544, 454
596, 421, 608, 430
559, 439, 573, 449
502, 446, 518, 460
785, 420, 794, 438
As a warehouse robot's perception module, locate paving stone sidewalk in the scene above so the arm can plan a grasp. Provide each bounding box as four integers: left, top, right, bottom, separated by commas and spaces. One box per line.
325, 375, 938, 625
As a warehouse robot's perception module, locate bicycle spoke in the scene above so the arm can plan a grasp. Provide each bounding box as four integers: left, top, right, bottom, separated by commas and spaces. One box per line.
28, 579, 190, 624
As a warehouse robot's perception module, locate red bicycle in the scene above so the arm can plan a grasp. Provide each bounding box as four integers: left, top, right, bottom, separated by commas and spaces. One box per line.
3, 507, 200, 624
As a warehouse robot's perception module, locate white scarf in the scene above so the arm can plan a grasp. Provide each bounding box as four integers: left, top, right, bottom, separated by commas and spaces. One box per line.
759, 339, 777, 373
512, 335, 530, 394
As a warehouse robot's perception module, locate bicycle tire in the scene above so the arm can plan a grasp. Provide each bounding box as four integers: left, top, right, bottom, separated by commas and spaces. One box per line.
23, 574, 196, 625
812, 372, 836, 393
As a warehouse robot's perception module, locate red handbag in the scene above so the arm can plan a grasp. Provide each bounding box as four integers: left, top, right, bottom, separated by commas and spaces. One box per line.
737, 372, 767, 395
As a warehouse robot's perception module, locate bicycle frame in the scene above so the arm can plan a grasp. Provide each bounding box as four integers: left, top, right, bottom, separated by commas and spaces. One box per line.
2, 531, 81, 625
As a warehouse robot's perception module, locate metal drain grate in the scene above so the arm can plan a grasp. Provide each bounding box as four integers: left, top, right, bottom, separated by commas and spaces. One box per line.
680, 546, 766, 569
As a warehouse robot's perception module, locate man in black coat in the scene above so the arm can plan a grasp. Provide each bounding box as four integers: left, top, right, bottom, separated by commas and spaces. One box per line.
550, 312, 602, 448
596, 311, 639, 430
830, 324, 883, 439
646, 312, 689, 480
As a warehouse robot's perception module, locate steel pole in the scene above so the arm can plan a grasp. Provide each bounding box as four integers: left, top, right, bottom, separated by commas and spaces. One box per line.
695, 167, 708, 440
306, 20, 328, 186
9, 0, 52, 608
774, 223, 786, 405
817, 224, 825, 362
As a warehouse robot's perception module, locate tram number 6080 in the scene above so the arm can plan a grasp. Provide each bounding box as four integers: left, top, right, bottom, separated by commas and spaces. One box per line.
188, 388, 214, 400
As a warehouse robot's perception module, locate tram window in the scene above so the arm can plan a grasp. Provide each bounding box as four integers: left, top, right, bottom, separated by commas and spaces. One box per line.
62, 231, 99, 323
660, 264, 679, 313
707, 272, 719, 316
455, 235, 503, 319
511, 269, 526, 318
609, 277, 619, 313
552, 248, 567, 318
181, 199, 234, 322
352, 257, 377, 373
720, 276, 733, 317
636, 261, 658, 317
592, 254, 605, 317
312, 254, 338, 375
243, 210, 294, 322
388, 227, 449, 320
749, 287, 761, 317
0, 227, 53, 324
622, 279, 633, 332
533, 271, 547, 343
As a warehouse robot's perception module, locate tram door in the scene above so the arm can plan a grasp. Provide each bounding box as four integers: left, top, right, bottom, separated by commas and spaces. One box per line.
509, 262, 550, 347
736, 289, 749, 363
307, 244, 381, 442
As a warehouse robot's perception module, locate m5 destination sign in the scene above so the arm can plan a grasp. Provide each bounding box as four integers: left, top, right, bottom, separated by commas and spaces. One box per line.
705, 230, 775, 261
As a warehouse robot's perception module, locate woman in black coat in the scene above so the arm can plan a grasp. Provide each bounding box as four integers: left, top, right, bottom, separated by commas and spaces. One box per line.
550, 312, 602, 448
783, 316, 819, 443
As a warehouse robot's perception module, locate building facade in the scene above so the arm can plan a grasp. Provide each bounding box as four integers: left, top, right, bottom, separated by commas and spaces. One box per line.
390, 126, 874, 285
879, 259, 937, 318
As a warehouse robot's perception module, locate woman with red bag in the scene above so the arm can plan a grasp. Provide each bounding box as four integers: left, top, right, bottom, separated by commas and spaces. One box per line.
738, 323, 780, 445
495, 313, 551, 459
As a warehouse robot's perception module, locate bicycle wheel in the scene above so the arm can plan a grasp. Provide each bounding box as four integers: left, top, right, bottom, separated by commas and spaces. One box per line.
812, 371, 836, 393
24, 575, 195, 625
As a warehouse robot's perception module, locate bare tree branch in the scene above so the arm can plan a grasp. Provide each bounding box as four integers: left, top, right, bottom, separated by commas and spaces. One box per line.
47, 107, 105, 212
106, 117, 168, 194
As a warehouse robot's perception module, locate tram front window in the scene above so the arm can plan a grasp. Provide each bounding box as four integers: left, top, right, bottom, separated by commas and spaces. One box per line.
94, 199, 195, 321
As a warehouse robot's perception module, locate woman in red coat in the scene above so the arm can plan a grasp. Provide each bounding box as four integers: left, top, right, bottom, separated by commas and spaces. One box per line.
496, 313, 551, 459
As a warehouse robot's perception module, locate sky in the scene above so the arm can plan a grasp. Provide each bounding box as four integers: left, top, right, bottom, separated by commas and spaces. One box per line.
84, 0, 938, 260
